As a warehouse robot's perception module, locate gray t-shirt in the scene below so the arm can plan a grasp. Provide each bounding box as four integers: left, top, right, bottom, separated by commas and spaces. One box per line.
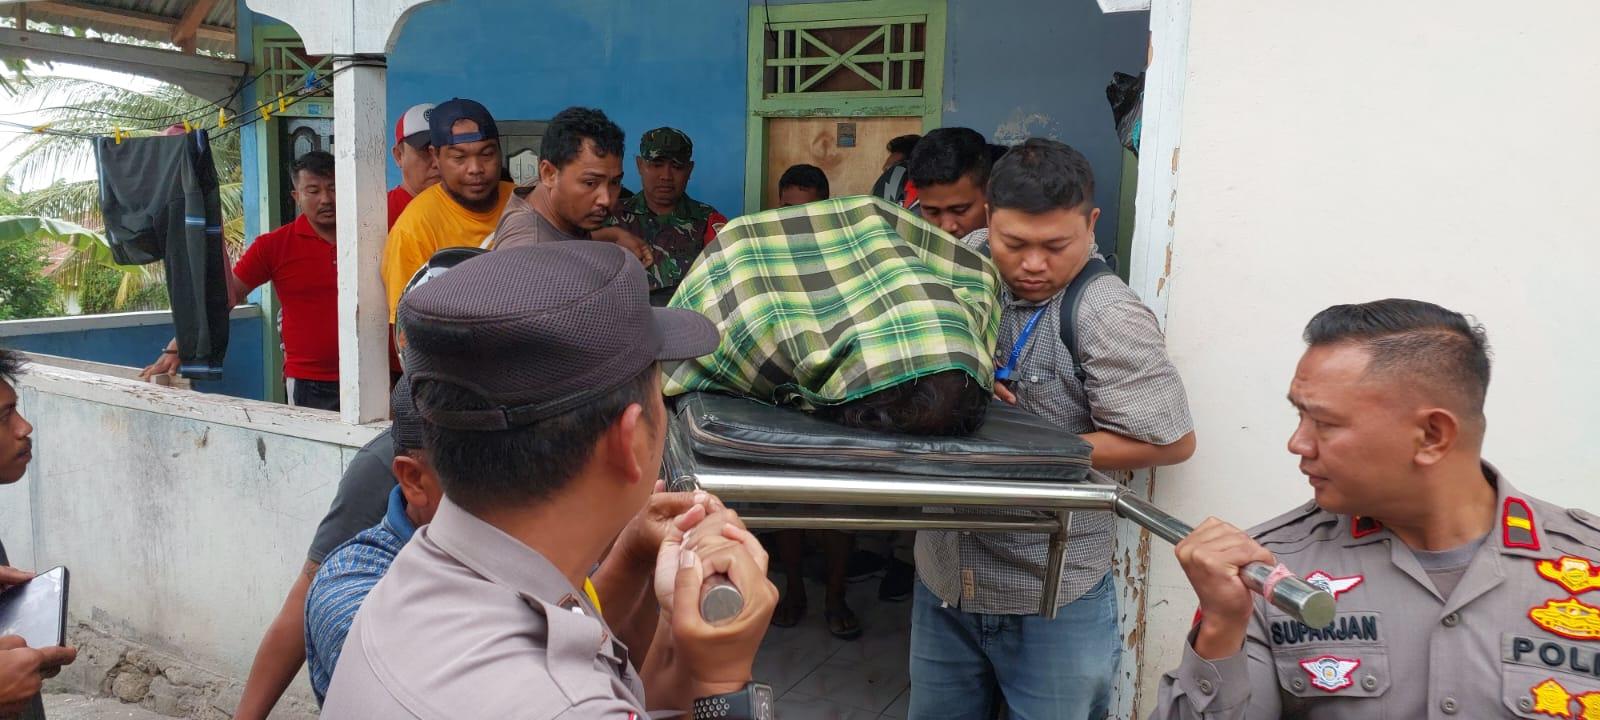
306, 429, 397, 564
1411, 533, 1488, 600
485, 196, 587, 251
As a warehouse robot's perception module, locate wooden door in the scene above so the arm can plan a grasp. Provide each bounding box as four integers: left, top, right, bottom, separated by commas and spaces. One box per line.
763, 116, 923, 208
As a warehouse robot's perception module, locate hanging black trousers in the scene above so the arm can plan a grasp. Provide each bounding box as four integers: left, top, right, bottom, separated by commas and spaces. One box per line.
95, 131, 229, 380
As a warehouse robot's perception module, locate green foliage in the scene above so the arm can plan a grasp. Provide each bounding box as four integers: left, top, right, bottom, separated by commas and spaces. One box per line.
77, 262, 167, 314
0, 232, 63, 321
1, 74, 241, 315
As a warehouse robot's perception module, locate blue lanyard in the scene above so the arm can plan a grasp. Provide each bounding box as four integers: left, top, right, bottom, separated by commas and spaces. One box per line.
995, 306, 1049, 382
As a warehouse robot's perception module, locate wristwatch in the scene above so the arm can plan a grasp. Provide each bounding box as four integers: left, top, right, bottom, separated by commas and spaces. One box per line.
691, 682, 774, 720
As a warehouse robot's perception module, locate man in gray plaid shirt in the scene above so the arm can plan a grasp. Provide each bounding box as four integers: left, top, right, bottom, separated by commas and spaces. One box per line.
910, 139, 1196, 719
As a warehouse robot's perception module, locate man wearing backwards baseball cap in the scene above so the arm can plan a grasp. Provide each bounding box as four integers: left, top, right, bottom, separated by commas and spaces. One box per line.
381, 97, 514, 323
323, 242, 780, 719
386, 103, 440, 229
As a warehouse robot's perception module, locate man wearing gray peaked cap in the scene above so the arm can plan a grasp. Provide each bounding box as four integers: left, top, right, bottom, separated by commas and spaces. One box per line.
322, 241, 781, 719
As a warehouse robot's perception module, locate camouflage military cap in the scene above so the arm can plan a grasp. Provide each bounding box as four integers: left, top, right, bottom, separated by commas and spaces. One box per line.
640, 127, 693, 164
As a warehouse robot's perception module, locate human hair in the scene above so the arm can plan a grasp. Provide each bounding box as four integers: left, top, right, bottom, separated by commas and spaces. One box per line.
0, 349, 24, 385
778, 164, 830, 199
540, 107, 625, 169
290, 151, 335, 186
414, 364, 658, 513
987, 138, 1096, 215
815, 370, 989, 436
907, 128, 992, 190
887, 134, 921, 157
1303, 299, 1492, 422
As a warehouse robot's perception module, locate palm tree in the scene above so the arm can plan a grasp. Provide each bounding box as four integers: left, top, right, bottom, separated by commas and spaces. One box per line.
1, 74, 244, 311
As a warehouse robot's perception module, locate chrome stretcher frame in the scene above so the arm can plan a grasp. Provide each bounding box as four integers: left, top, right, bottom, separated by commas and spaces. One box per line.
663, 417, 1335, 627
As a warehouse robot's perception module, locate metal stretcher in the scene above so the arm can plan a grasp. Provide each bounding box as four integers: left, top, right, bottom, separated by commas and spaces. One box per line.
665, 392, 1334, 628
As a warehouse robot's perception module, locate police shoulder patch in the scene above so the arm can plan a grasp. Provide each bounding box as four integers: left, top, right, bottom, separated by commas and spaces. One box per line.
1248, 500, 1328, 545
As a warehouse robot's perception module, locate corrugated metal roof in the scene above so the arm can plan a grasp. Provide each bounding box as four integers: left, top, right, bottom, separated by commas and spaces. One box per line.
19, 0, 238, 56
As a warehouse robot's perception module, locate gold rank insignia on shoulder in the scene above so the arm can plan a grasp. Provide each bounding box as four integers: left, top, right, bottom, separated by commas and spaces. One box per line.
1528, 677, 1600, 719
1530, 597, 1600, 641
1540, 557, 1600, 595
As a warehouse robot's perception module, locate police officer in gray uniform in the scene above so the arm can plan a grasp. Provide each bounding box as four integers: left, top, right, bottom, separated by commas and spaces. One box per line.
322, 241, 779, 719
1155, 299, 1600, 720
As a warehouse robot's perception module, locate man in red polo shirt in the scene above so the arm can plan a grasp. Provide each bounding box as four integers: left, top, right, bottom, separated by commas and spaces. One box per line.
387, 103, 439, 229
142, 151, 343, 410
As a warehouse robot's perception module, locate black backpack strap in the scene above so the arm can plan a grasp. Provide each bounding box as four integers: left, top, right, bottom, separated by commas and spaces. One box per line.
1059, 257, 1114, 384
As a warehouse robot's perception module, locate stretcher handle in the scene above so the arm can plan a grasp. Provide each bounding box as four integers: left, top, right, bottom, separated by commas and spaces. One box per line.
700, 575, 743, 626
1113, 492, 1336, 628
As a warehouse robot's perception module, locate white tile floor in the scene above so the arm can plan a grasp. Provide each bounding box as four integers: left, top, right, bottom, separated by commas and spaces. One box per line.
758, 577, 913, 719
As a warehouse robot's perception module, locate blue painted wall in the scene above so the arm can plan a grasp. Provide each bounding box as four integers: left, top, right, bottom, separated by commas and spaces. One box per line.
942, 0, 1148, 252
244, 0, 1147, 246
1, 315, 267, 400
385, 0, 749, 218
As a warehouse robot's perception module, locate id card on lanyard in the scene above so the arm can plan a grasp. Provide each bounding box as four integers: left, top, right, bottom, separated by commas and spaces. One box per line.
995, 305, 1049, 382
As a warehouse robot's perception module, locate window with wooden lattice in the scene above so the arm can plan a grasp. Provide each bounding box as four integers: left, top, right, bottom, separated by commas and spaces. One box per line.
761, 16, 929, 97
259, 40, 331, 99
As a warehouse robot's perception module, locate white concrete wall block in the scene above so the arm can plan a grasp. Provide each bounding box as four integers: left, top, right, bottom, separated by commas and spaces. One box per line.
1136, 0, 1600, 707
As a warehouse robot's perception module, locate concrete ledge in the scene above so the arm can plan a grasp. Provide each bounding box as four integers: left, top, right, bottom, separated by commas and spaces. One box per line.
18, 362, 383, 448
0, 306, 263, 338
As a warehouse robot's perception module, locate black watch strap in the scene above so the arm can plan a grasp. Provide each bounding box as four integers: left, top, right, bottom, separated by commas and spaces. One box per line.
691, 682, 774, 720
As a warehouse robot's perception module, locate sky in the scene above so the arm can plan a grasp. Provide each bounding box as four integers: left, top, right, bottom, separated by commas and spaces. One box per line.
1, 61, 161, 191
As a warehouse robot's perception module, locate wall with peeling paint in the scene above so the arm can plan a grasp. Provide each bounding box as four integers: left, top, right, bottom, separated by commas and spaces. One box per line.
942, 0, 1148, 255
1137, 0, 1600, 709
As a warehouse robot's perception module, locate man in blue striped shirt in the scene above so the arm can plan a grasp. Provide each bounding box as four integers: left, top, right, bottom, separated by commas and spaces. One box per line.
303, 376, 439, 703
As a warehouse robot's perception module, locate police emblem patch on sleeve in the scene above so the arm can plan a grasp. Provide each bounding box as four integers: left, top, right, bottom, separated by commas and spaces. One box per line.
1299, 655, 1361, 692
1539, 557, 1600, 595
1530, 598, 1600, 641
1303, 571, 1364, 600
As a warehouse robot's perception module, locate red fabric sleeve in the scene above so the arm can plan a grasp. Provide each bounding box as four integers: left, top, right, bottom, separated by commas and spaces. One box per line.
703, 211, 729, 246
230, 231, 276, 290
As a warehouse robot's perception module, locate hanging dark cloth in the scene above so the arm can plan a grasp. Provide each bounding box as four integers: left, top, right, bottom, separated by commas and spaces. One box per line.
95, 131, 229, 380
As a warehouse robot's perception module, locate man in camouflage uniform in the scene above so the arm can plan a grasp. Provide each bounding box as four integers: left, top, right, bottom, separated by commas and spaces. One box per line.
609, 127, 729, 305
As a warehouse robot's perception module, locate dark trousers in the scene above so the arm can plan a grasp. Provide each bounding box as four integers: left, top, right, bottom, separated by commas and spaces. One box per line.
96, 131, 229, 380
288, 378, 340, 411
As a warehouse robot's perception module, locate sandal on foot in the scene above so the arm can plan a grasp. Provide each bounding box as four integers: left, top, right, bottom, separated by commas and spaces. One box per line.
771, 591, 807, 628
825, 606, 863, 640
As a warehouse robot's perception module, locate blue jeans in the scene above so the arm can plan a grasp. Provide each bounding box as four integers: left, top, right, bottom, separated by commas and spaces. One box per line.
909, 572, 1120, 720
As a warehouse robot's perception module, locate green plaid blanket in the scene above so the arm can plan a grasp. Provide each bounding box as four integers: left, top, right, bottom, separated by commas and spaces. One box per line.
663, 195, 1000, 408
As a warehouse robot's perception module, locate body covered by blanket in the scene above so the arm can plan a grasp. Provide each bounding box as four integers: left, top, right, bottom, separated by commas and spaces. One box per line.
663, 195, 1000, 410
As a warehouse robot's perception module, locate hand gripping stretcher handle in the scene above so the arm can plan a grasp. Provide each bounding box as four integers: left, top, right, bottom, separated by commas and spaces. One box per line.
1113, 491, 1337, 628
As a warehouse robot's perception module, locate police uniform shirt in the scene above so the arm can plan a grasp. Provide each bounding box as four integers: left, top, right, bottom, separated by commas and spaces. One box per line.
1153, 465, 1600, 720
321, 496, 653, 719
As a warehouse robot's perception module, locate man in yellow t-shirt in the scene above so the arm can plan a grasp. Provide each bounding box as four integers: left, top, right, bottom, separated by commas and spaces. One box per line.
382, 98, 513, 321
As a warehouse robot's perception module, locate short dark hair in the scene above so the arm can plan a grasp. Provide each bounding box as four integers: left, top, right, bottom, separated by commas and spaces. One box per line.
816, 370, 989, 436
907, 128, 992, 190
0, 349, 24, 385
415, 364, 658, 513
1303, 299, 1492, 421
987, 138, 1096, 215
886, 134, 921, 157
541, 107, 626, 169
291, 151, 334, 186
778, 164, 830, 199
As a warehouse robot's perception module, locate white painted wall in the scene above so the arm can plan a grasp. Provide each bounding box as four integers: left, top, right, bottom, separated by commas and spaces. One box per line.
1135, 0, 1600, 712
0, 364, 382, 686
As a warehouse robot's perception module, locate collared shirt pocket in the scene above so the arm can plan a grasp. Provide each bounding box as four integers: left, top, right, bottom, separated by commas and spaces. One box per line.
1501, 634, 1600, 718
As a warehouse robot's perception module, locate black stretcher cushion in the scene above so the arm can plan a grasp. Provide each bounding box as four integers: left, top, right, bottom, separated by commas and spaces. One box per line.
675, 392, 1093, 482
